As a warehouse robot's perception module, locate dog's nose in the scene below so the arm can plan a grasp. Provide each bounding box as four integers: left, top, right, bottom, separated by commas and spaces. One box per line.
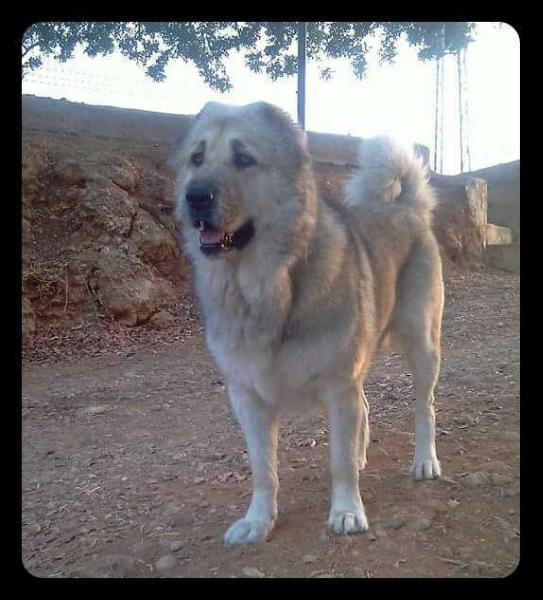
186, 184, 216, 208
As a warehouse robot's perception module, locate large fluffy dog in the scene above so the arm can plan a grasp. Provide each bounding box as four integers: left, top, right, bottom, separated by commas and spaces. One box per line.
171, 101, 444, 545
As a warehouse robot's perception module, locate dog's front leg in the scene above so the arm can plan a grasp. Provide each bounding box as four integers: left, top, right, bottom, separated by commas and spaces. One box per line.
324, 383, 369, 535
224, 384, 279, 545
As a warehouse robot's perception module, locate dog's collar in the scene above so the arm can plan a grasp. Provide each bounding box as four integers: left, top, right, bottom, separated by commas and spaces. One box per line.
200, 219, 255, 257
223, 219, 255, 250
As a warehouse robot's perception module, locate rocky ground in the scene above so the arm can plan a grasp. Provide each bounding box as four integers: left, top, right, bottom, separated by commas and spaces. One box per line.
21, 267, 520, 578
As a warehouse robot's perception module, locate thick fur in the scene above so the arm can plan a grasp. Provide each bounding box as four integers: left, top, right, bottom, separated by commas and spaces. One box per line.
172, 101, 444, 545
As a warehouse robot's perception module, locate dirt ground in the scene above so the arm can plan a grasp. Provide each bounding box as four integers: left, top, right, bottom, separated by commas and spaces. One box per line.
21, 267, 520, 578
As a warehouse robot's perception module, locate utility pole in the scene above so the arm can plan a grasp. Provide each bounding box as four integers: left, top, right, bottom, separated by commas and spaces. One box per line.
434, 24, 446, 174
297, 21, 307, 130
457, 46, 472, 173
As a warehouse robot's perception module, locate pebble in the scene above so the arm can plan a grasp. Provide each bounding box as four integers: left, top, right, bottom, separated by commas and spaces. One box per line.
407, 517, 433, 532
491, 473, 513, 486
242, 567, 265, 578
463, 471, 491, 487
463, 469, 513, 487
155, 554, 177, 573
383, 515, 406, 529
169, 541, 184, 552
30, 523, 42, 535
454, 413, 477, 426
75, 405, 107, 417
302, 554, 318, 564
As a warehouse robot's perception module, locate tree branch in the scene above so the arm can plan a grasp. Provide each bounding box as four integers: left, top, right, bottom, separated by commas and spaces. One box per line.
22, 40, 41, 58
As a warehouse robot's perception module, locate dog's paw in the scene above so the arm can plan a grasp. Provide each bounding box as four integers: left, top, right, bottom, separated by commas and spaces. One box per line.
328, 508, 369, 535
224, 518, 273, 545
410, 458, 441, 480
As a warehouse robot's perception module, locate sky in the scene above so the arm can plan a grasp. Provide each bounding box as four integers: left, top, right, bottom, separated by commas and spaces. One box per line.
22, 22, 519, 175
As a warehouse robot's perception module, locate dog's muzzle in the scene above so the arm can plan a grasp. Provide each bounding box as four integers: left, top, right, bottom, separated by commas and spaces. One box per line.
185, 184, 255, 257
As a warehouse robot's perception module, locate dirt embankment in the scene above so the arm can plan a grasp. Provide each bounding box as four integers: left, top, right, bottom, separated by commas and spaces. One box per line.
21, 97, 494, 345
22, 131, 192, 341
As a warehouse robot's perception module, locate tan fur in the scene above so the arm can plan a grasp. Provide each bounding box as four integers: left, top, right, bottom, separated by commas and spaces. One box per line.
172, 101, 445, 544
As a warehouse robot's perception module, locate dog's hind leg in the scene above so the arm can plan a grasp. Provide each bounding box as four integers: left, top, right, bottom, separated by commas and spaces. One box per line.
324, 380, 369, 534
391, 239, 444, 480
358, 386, 370, 471
224, 384, 279, 545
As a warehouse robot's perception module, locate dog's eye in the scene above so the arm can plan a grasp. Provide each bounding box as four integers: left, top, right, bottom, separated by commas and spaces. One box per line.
234, 153, 256, 169
191, 152, 204, 167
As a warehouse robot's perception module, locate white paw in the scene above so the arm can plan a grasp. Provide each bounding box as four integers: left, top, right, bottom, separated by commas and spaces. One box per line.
358, 455, 367, 471
411, 458, 441, 480
224, 518, 274, 545
328, 508, 369, 535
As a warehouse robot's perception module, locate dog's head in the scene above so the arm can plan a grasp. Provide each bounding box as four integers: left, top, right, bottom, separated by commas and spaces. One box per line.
171, 101, 311, 259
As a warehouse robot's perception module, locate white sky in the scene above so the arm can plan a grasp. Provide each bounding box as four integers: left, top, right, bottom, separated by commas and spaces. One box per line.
22, 22, 519, 174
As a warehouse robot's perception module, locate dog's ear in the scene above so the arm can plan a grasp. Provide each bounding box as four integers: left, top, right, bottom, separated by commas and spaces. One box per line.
195, 101, 222, 122
250, 102, 311, 166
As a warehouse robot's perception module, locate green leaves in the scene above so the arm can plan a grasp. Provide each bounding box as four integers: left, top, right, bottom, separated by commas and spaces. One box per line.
22, 21, 475, 90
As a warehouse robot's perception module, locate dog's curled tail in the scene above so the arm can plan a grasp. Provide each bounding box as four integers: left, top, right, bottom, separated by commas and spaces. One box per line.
345, 136, 436, 222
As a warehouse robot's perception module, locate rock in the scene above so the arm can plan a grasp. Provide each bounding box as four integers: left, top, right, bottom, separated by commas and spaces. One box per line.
95, 249, 177, 327
242, 567, 265, 578
109, 160, 139, 192
75, 405, 108, 417
383, 515, 406, 530
30, 523, 42, 535
302, 554, 319, 564
430, 173, 488, 265
367, 531, 377, 541
406, 517, 433, 532
462, 471, 490, 487
155, 554, 177, 573
486, 224, 513, 245
169, 541, 184, 552
148, 310, 177, 330
491, 473, 513, 486
454, 413, 477, 426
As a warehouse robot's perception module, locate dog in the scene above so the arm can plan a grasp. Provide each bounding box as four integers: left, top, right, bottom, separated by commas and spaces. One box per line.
171, 101, 444, 545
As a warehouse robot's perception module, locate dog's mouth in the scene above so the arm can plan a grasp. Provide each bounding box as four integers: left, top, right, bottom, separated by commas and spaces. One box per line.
194, 219, 255, 256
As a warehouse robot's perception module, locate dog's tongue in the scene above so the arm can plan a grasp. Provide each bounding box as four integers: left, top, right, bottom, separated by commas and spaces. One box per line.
200, 228, 224, 245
